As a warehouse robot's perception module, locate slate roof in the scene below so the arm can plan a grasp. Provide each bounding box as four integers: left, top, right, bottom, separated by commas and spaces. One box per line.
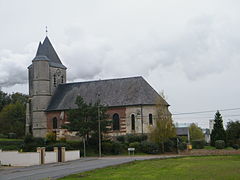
46, 76, 169, 111
32, 36, 66, 69
176, 127, 189, 136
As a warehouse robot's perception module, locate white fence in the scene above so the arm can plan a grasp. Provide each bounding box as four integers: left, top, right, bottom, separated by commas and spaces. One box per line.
0, 149, 80, 166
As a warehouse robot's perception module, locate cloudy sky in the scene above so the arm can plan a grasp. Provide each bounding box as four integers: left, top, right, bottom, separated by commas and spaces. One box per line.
1, 0, 240, 128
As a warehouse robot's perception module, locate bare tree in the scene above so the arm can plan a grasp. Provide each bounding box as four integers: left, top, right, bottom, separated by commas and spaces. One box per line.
149, 97, 176, 153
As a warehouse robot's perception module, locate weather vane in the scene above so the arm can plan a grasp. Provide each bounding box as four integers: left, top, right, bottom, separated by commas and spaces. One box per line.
45, 26, 48, 36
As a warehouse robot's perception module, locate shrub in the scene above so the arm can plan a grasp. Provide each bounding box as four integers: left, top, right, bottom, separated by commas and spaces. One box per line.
126, 134, 148, 143
192, 140, 205, 149
129, 142, 141, 152
215, 140, 225, 149
66, 141, 82, 150
0, 139, 24, 151
140, 141, 159, 154
111, 141, 124, 154
178, 142, 187, 151
102, 142, 113, 154
232, 144, 239, 150
8, 133, 17, 139
1, 145, 20, 151
22, 135, 45, 152
45, 143, 72, 151
46, 132, 56, 143
116, 136, 125, 143
164, 139, 175, 152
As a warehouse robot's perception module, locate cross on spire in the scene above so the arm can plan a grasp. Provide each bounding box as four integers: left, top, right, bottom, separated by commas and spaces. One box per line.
45, 26, 48, 36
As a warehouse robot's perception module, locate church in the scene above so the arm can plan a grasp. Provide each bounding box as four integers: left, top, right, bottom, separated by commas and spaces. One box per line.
26, 36, 171, 138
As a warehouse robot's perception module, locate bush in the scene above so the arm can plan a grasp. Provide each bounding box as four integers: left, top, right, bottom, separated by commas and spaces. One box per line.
8, 133, 17, 139
102, 141, 124, 155
1, 145, 20, 151
0, 139, 24, 151
232, 144, 239, 150
22, 135, 45, 152
66, 141, 82, 150
45, 143, 72, 151
102, 142, 113, 154
164, 140, 175, 152
215, 140, 225, 149
192, 140, 205, 149
129, 142, 141, 152
116, 136, 125, 143
140, 141, 159, 154
45, 132, 56, 143
178, 142, 187, 151
126, 134, 148, 143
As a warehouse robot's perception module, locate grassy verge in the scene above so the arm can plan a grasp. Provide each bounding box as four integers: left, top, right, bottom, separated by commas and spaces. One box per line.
59, 155, 240, 180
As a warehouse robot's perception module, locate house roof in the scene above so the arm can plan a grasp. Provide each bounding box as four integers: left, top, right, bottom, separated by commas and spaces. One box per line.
46, 76, 169, 111
176, 127, 189, 136
32, 36, 66, 69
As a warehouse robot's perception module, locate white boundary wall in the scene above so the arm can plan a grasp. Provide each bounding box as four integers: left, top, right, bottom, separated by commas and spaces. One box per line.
45, 151, 57, 164
0, 151, 40, 166
65, 150, 80, 161
0, 150, 80, 166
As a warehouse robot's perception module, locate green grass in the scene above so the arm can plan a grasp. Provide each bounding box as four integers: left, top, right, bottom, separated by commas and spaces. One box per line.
59, 155, 240, 180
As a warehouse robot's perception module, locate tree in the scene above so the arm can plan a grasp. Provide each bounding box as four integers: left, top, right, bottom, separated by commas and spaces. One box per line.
189, 123, 204, 141
0, 90, 11, 111
149, 98, 176, 153
210, 111, 226, 146
0, 102, 26, 137
226, 121, 240, 146
64, 96, 110, 156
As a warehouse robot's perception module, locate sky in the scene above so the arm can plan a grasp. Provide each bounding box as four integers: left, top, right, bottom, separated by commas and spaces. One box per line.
0, 0, 240, 128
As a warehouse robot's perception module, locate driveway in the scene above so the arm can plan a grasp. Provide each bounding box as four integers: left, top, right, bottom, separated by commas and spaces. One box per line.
0, 155, 181, 180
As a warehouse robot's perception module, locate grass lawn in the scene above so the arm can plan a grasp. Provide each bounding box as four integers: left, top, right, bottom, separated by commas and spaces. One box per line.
59, 155, 240, 180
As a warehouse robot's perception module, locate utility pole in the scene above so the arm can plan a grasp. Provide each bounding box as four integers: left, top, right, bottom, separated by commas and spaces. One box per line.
97, 92, 101, 157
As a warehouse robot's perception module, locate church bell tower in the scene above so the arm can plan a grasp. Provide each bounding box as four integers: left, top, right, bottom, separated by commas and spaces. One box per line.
26, 36, 67, 137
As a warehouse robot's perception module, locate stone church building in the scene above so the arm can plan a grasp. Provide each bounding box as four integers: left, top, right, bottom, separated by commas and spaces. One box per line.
26, 36, 171, 138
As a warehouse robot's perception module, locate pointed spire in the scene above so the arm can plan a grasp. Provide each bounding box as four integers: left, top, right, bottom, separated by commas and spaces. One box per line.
36, 42, 43, 56
32, 36, 66, 69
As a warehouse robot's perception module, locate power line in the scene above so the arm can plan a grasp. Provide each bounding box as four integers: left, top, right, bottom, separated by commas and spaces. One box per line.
172, 107, 240, 116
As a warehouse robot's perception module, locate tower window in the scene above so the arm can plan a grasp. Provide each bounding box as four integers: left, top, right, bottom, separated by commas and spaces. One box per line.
53, 75, 56, 87
113, 113, 120, 130
131, 114, 135, 130
61, 75, 64, 83
149, 114, 153, 125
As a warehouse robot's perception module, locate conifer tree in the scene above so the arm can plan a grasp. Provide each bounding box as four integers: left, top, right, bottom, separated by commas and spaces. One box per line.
210, 111, 226, 146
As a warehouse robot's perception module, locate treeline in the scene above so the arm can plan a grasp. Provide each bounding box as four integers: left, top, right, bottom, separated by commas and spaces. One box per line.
0, 90, 28, 138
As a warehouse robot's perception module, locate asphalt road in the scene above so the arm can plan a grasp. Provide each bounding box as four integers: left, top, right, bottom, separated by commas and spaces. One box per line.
0, 155, 180, 180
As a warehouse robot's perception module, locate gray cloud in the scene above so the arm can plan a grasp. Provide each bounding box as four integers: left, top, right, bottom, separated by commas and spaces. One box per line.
0, 49, 31, 87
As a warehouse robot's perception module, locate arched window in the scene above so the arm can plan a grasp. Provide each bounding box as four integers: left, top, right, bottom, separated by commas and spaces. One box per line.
53, 75, 56, 87
131, 114, 135, 130
61, 75, 64, 83
149, 114, 153, 125
52, 117, 58, 129
112, 113, 120, 130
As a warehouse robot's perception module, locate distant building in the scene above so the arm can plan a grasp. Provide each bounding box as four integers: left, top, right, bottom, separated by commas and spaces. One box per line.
26, 36, 171, 138
209, 119, 214, 134
176, 127, 190, 142
202, 128, 210, 143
